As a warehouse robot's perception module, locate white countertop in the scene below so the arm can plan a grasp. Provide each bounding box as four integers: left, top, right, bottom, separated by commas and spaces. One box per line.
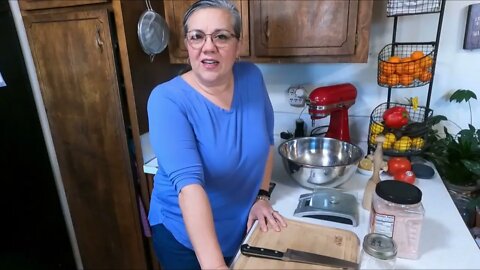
144, 157, 158, 175
268, 172, 480, 269
141, 133, 158, 175
141, 132, 480, 268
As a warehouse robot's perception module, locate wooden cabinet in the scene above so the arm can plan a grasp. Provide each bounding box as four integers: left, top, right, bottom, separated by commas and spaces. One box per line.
163, 0, 373, 63
251, 1, 356, 56
164, 0, 249, 63
20, 0, 182, 268
19, 0, 108, 10
23, 8, 147, 269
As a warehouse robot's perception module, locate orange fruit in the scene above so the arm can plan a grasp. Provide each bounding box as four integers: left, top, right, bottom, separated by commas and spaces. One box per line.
380, 62, 396, 75
378, 73, 389, 85
420, 56, 433, 68
403, 62, 417, 74
412, 66, 425, 79
396, 63, 407, 75
410, 51, 425, 60
399, 74, 414, 86
419, 71, 432, 82
387, 74, 400, 86
387, 56, 401, 63
395, 58, 412, 74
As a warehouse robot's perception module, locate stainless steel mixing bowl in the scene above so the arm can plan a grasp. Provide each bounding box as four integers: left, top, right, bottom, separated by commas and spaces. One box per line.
278, 137, 364, 189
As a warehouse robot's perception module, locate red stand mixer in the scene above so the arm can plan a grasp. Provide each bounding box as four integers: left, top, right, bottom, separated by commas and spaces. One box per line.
307, 83, 357, 142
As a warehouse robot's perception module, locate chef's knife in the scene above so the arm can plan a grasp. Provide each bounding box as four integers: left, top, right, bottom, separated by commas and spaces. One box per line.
240, 244, 358, 269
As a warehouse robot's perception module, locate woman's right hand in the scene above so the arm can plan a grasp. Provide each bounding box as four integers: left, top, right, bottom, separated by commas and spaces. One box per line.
246, 199, 287, 233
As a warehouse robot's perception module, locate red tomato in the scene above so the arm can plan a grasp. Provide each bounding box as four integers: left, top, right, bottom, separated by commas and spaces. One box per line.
394, 170, 416, 184
387, 157, 412, 176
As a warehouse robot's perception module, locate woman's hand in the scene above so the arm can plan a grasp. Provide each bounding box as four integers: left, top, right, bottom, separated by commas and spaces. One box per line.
246, 199, 287, 233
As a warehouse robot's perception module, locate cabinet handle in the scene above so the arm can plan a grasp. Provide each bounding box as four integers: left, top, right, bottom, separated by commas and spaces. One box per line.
96, 25, 104, 52
264, 16, 269, 42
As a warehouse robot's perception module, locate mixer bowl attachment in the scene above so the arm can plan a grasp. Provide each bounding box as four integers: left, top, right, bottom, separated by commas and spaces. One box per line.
278, 137, 363, 189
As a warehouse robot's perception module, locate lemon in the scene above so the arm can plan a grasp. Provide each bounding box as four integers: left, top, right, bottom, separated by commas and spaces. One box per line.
399, 136, 412, 147
411, 137, 425, 149
370, 122, 384, 134
359, 158, 373, 170
393, 140, 410, 152
382, 140, 393, 149
369, 133, 378, 145
385, 133, 396, 143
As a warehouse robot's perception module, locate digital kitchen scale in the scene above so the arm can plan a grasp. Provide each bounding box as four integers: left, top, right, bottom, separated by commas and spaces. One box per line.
293, 188, 359, 226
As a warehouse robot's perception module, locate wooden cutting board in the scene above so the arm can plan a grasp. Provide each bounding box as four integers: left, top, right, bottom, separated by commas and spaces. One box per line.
232, 218, 359, 269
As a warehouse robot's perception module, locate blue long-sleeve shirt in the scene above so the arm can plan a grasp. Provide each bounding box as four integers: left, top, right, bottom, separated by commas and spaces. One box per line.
147, 62, 274, 256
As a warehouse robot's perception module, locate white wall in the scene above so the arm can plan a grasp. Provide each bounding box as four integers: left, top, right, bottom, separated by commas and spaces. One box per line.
263, 0, 480, 179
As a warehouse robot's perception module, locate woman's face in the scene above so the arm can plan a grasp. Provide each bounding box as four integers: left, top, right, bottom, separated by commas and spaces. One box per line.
184, 8, 241, 86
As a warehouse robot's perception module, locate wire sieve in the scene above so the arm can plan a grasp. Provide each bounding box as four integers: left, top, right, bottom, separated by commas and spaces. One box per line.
137, 0, 169, 62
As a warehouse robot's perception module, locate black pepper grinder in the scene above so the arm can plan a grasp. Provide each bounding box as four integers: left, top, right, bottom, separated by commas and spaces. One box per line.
294, 118, 305, 138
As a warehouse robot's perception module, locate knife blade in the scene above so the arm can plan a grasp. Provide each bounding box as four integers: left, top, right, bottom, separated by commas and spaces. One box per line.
240, 244, 358, 269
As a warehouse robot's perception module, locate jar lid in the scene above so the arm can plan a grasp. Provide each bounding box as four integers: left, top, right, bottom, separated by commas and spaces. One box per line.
363, 233, 397, 260
375, 180, 422, 204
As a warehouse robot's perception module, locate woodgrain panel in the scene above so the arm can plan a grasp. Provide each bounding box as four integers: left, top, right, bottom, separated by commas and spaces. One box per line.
232, 219, 359, 269
23, 9, 147, 269
248, 0, 373, 63
252, 0, 358, 56
19, 0, 108, 10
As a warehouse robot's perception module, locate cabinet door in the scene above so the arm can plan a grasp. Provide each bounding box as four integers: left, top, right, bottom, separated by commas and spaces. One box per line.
164, 0, 249, 63
19, 0, 108, 10
23, 9, 147, 269
251, 0, 358, 56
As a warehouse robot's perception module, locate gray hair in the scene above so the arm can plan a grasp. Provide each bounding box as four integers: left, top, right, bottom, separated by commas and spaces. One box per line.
182, 0, 242, 38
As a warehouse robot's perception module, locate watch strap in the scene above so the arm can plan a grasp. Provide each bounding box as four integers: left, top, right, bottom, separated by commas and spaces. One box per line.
257, 189, 270, 199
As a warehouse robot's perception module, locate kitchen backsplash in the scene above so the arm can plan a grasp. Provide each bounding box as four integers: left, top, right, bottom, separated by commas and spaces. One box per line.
270, 109, 370, 181
266, 82, 372, 139
264, 79, 377, 180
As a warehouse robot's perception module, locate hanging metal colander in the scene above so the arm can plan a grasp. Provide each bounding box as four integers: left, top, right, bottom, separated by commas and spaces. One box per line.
137, 0, 169, 62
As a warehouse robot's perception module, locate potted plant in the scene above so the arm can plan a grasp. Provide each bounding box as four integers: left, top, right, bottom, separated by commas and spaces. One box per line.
422, 89, 480, 191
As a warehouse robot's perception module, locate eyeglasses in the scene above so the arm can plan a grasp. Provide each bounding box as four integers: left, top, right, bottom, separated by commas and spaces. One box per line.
185, 30, 238, 49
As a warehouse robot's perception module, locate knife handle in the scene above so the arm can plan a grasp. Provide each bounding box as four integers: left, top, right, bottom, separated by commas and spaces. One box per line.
241, 244, 284, 260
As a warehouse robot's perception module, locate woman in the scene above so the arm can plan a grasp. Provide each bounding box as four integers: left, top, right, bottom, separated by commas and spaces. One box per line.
147, 0, 287, 269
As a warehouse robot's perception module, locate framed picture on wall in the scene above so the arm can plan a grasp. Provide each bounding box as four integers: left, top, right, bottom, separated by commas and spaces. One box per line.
463, 3, 480, 50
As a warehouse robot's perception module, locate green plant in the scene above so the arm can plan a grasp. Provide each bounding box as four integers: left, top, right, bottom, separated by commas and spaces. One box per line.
422, 89, 480, 187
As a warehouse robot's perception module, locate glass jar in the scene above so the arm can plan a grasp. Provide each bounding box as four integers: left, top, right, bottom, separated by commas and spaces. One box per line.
360, 233, 397, 269
370, 180, 424, 259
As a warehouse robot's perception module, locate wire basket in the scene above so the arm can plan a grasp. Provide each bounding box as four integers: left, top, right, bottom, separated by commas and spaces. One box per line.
377, 42, 436, 88
367, 102, 433, 157
387, 0, 442, 16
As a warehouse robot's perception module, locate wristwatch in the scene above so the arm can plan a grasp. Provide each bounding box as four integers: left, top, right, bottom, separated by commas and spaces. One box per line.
256, 189, 271, 201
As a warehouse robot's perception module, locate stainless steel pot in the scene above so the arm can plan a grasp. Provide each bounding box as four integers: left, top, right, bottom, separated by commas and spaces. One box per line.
278, 137, 363, 189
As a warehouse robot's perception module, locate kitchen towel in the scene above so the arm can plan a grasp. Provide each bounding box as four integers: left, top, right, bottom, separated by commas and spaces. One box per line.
138, 196, 152, 237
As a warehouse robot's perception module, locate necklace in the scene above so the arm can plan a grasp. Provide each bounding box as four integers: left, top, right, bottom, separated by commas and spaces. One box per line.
198, 84, 231, 96
190, 74, 234, 96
